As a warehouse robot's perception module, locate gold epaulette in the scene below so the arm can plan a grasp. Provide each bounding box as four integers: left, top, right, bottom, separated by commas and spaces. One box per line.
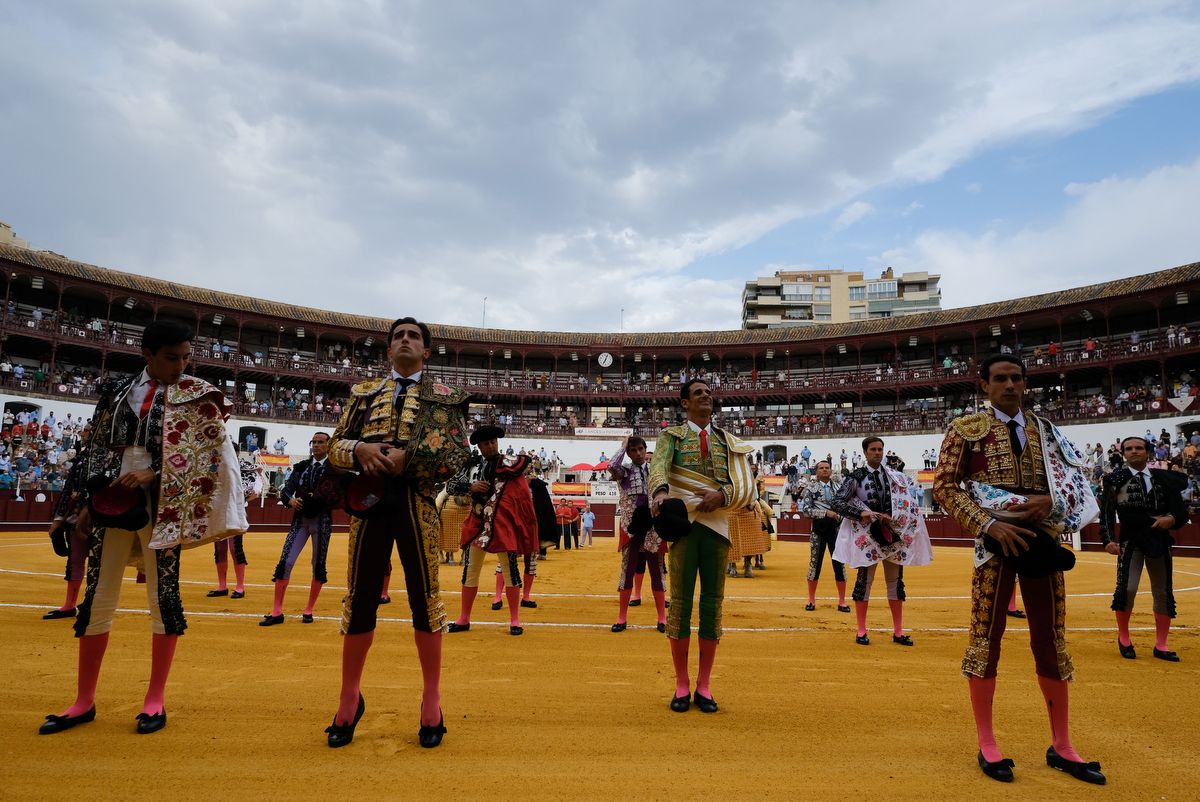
661, 424, 690, 440
950, 412, 992, 442
350, 378, 387, 398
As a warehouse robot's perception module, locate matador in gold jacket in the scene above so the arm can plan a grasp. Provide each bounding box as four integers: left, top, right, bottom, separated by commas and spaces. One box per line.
324, 317, 470, 751
934, 354, 1104, 785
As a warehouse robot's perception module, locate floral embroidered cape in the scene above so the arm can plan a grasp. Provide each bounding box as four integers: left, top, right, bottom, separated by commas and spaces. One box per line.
833, 465, 933, 568
147, 377, 248, 550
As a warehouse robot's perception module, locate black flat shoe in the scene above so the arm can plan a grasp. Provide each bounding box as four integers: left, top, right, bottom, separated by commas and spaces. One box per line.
259, 614, 284, 627
230, 590, 245, 599
39, 706, 96, 735
657, 622, 666, 633
837, 605, 851, 613
520, 599, 537, 608
379, 596, 391, 605
629, 599, 642, 607
447, 622, 470, 633
1153, 648, 1180, 662
693, 691, 718, 713
509, 625, 524, 636
206, 588, 229, 597
135, 709, 167, 735
490, 601, 503, 610
326, 695, 365, 748
1118, 640, 1136, 659
418, 712, 446, 749
611, 622, 627, 632
893, 634, 914, 646
1006, 609, 1026, 619
855, 634, 870, 646
302, 613, 314, 624
42, 608, 77, 620
670, 694, 690, 713
1046, 746, 1105, 785
977, 751, 1015, 782
804, 603, 816, 611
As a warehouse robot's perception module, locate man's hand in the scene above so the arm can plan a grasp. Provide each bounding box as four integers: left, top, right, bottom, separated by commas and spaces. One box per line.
1151, 514, 1176, 530
859, 510, 874, 525
1104, 541, 1121, 555
469, 480, 490, 494
1006, 495, 1052, 523
114, 468, 156, 489
287, 497, 303, 511
824, 509, 839, 520
986, 521, 1035, 557
356, 443, 404, 477
697, 489, 725, 513
651, 491, 669, 514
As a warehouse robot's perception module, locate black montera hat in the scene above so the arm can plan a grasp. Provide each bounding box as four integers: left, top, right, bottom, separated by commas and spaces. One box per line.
627, 504, 654, 538
653, 498, 692, 542
469, 425, 505, 445
86, 475, 150, 531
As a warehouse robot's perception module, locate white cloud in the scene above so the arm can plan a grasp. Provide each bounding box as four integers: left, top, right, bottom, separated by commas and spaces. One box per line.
964, 182, 983, 194
833, 201, 875, 231
882, 157, 1200, 308
1, 1, 1199, 330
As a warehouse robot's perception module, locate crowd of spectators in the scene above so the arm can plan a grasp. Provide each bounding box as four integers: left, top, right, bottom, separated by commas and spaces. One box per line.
0, 408, 88, 495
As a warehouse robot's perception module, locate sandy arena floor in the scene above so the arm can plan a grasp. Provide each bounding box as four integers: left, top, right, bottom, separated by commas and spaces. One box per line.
1, 529, 1197, 801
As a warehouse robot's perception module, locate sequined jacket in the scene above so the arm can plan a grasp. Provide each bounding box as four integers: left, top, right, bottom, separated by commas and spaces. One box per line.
933, 409, 1050, 539
648, 423, 755, 509
1098, 466, 1188, 545
329, 373, 471, 491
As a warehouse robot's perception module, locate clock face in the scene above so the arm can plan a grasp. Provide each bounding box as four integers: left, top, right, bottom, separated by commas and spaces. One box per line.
597, 352, 613, 368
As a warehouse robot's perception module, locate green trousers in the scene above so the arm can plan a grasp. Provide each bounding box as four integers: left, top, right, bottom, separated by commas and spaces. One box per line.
666, 522, 730, 640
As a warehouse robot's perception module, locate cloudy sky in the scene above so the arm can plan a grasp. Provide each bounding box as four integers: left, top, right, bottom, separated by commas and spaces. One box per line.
3, 1, 1199, 333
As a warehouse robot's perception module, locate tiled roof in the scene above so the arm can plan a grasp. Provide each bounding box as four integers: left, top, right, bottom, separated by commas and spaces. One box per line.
2, 243, 1197, 348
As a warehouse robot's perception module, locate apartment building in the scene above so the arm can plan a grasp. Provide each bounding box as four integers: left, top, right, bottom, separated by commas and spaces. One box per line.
742, 267, 941, 329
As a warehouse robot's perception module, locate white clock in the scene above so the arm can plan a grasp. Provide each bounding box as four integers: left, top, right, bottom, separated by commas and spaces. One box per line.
597, 352, 614, 368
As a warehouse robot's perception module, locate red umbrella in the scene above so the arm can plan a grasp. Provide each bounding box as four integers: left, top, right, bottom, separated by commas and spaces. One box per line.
594, 460, 609, 470
568, 462, 594, 471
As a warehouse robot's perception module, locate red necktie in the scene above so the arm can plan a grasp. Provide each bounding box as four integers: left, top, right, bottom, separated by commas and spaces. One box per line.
140, 380, 158, 419
699, 429, 709, 459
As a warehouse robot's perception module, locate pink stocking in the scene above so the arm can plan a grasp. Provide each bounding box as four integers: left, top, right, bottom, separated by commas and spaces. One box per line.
61, 579, 83, 611
835, 580, 846, 605
1154, 613, 1171, 651
696, 637, 719, 698
413, 630, 442, 726
62, 632, 109, 717
454, 585, 478, 626
380, 571, 391, 601
854, 600, 869, 637
505, 586, 521, 626
968, 677, 1002, 762
233, 563, 246, 593
1007, 587, 1020, 613
303, 579, 323, 616
652, 590, 667, 625
616, 588, 632, 625
271, 579, 289, 617
888, 599, 904, 637
669, 636, 690, 697
142, 633, 177, 716
214, 559, 229, 591
493, 571, 505, 603
522, 574, 535, 601
633, 570, 644, 602
806, 579, 818, 606
1115, 609, 1132, 647
337, 631, 374, 724
1038, 676, 1082, 762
